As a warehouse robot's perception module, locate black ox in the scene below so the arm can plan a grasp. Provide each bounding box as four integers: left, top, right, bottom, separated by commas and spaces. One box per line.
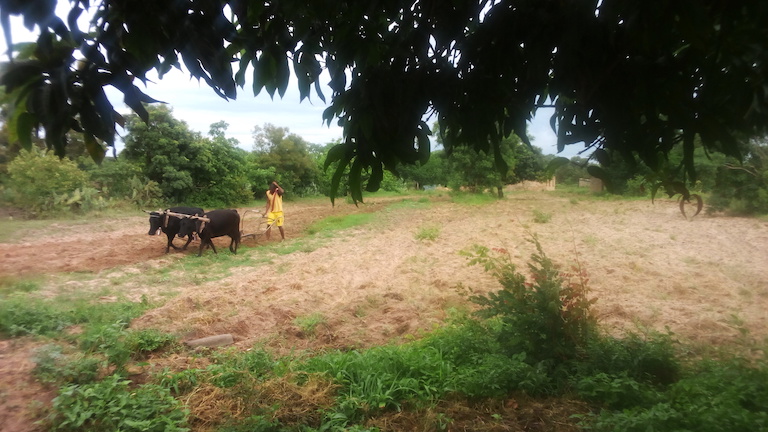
147, 206, 204, 253
178, 209, 241, 256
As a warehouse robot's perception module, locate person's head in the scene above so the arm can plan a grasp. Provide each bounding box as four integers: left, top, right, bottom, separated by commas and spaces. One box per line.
269, 182, 277, 192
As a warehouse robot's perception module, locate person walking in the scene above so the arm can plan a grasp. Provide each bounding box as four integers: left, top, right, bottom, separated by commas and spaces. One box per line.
265, 181, 285, 241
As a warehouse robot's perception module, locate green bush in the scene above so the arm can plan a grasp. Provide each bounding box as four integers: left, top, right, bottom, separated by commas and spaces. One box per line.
587, 358, 768, 431
0, 296, 74, 337
6, 148, 90, 214
49, 374, 189, 431
126, 329, 178, 358
578, 332, 680, 386
32, 344, 101, 385
708, 139, 768, 215
464, 238, 597, 367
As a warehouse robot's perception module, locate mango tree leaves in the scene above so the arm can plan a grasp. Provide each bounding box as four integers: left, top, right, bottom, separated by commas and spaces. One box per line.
1, 0, 767, 199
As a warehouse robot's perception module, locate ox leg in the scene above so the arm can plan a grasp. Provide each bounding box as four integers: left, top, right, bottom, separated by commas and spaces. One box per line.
181, 235, 194, 250
198, 238, 216, 257
229, 233, 240, 254
167, 233, 183, 252
165, 234, 175, 254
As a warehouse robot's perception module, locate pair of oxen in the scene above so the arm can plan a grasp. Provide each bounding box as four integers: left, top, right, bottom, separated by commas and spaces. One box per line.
146, 207, 241, 256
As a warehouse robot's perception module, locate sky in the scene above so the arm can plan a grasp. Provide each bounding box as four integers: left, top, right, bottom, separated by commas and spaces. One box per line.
1, 10, 587, 159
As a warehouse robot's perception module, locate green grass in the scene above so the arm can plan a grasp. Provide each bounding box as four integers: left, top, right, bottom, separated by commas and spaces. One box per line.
305, 213, 376, 235
415, 225, 440, 241
449, 191, 498, 206
0, 290, 152, 338
384, 197, 432, 211
0, 275, 43, 295
294, 312, 327, 336
532, 209, 552, 223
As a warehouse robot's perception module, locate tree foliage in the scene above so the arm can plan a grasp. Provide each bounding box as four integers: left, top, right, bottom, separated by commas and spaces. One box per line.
2, 0, 767, 201
709, 138, 768, 215
121, 105, 252, 207
252, 123, 322, 196
6, 147, 90, 213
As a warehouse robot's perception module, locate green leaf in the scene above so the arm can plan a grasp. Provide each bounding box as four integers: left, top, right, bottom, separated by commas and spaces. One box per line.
323, 143, 348, 170
276, 55, 290, 98
586, 165, 608, 182
365, 162, 383, 192
329, 153, 352, 206
15, 111, 35, 150
593, 148, 610, 166
545, 157, 570, 177
84, 133, 105, 164
348, 158, 364, 203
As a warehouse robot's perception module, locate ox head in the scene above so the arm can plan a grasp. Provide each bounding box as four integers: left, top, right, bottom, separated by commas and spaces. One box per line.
144, 210, 165, 235
178, 212, 204, 238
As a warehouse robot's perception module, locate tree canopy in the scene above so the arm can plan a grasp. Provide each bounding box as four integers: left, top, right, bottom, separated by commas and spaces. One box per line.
1, 0, 767, 201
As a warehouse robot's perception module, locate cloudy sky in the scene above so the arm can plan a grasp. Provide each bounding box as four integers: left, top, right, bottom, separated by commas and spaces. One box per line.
120, 69, 575, 156
2, 11, 586, 158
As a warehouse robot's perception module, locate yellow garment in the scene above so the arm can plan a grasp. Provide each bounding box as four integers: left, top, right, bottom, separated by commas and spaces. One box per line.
267, 190, 283, 212
267, 211, 284, 227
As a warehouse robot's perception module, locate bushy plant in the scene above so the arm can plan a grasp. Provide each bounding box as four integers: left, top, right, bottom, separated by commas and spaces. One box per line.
126, 329, 178, 358
0, 296, 74, 337
415, 225, 440, 241
49, 374, 189, 431
32, 344, 101, 385
128, 175, 163, 209
532, 209, 552, 223
578, 331, 680, 386
6, 148, 90, 214
586, 358, 768, 432
302, 345, 454, 416
79, 322, 133, 372
463, 238, 597, 367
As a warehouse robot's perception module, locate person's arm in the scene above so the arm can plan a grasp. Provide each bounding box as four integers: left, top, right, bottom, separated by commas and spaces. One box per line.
264, 191, 272, 215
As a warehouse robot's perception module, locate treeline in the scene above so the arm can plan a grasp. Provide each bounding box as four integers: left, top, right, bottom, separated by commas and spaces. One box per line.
552, 137, 768, 216
2, 102, 765, 216
0, 105, 551, 216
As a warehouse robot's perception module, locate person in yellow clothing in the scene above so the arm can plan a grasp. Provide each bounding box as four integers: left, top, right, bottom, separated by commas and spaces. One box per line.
265, 181, 285, 241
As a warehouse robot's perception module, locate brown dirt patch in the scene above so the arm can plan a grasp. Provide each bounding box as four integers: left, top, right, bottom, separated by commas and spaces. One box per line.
2, 191, 768, 431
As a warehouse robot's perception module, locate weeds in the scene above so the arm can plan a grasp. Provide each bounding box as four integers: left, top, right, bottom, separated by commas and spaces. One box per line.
532, 209, 552, 223
48, 374, 188, 432
305, 213, 375, 236
415, 225, 440, 241
294, 313, 327, 336
32, 344, 100, 385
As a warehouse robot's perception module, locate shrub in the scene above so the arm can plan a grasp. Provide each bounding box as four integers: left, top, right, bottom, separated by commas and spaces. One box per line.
463, 238, 597, 367
0, 296, 74, 337
587, 358, 768, 432
532, 209, 552, 223
6, 148, 90, 214
49, 374, 188, 431
32, 344, 101, 385
415, 225, 440, 241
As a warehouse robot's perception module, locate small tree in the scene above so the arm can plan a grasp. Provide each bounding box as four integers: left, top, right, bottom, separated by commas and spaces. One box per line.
6, 148, 90, 213
252, 123, 321, 196
709, 138, 768, 215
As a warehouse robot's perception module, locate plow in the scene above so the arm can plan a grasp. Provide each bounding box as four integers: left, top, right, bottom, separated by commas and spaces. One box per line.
239, 209, 276, 242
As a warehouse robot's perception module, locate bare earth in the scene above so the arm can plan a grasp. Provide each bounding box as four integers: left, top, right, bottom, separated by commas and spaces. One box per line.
1, 191, 767, 431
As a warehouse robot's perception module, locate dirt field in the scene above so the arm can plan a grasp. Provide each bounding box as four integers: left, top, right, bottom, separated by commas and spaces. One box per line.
1, 190, 767, 431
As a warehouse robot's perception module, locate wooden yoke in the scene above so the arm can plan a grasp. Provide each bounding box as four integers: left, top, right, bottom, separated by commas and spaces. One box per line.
165, 211, 211, 222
